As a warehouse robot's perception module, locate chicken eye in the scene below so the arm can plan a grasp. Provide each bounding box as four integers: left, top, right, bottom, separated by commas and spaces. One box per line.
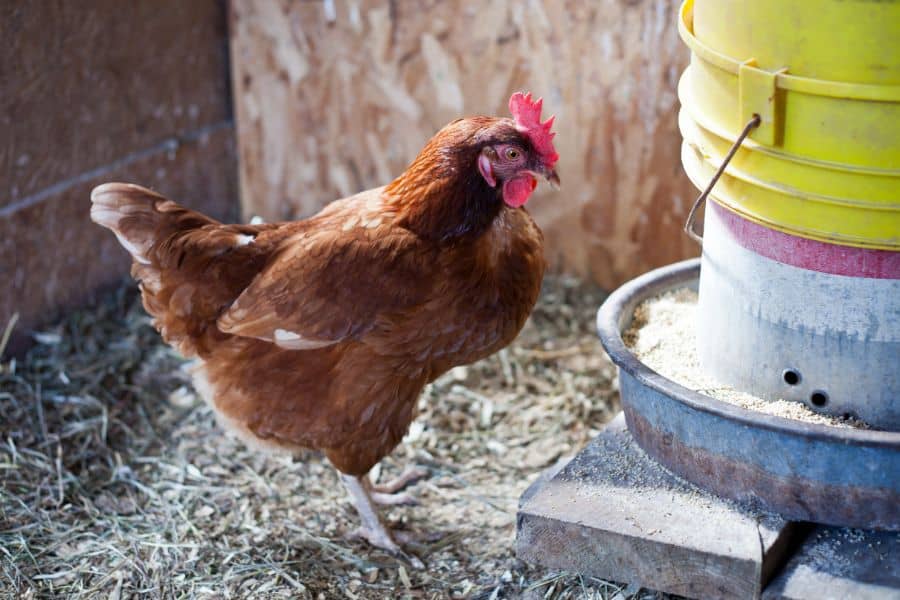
504, 147, 521, 161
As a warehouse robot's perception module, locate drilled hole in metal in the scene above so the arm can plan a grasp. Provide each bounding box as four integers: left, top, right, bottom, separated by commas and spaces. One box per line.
783, 369, 800, 385
810, 391, 828, 407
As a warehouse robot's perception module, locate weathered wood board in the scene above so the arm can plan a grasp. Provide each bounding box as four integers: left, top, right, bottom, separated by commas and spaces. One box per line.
517, 413, 798, 599
1, 1, 237, 355
229, 0, 698, 289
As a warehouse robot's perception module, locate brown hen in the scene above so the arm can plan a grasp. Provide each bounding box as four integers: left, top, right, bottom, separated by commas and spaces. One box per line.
90, 92, 559, 565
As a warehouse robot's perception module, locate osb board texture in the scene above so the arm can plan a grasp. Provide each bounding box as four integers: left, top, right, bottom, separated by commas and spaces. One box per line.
1, 1, 232, 205
1, 1, 238, 355
230, 0, 699, 288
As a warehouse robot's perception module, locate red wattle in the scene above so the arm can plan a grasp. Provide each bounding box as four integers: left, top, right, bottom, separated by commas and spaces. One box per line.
502, 174, 537, 208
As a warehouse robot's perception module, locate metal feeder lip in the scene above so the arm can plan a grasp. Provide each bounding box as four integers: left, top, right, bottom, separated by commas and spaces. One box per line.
596, 258, 900, 531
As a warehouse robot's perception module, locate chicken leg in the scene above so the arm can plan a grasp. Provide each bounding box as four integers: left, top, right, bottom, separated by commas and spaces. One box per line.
340, 473, 424, 569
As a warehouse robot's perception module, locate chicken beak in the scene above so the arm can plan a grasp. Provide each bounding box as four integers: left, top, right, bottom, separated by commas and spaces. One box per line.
544, 168, 561, 190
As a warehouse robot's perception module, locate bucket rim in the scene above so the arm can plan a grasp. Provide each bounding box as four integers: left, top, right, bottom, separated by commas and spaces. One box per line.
679, 0, 900, 103
677, 73, 900, 179
682, 139, 900, 210
680, 145, 900, 251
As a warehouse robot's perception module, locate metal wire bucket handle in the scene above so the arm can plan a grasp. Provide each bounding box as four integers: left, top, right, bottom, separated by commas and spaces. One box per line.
683, 114, 762, 244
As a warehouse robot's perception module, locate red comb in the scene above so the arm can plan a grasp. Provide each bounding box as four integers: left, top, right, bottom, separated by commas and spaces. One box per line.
509, 91, 559, 167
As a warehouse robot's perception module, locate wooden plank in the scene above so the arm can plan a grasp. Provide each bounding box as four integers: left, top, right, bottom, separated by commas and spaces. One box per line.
517, 413, 799, 600
229, 0, 699, 289
0, 126, 237, 356
762, 526, 900, 600
1, 1, 231, 206
1, 1, 236, 356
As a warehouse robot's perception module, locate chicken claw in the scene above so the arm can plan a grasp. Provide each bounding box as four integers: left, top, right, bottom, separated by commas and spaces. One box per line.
347, 526, 424, 570
370, 465, 430, 494
370, 490, 418, 506
340, 473, 425, 569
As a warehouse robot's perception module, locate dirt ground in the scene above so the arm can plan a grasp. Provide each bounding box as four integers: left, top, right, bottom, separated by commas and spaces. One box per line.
1, 276, 674, 599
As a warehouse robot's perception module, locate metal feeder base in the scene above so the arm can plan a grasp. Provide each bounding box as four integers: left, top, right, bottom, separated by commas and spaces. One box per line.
596, 259, 900, 530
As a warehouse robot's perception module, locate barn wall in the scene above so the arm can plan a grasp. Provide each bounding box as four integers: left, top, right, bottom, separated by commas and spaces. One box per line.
230, 0, 698, 289
1, 1, 238, 355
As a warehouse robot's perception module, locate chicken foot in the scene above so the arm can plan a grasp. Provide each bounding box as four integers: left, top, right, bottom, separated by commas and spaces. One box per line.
370, 489, 418, 506
340, 473, 424, 569
371, 465, 429, 494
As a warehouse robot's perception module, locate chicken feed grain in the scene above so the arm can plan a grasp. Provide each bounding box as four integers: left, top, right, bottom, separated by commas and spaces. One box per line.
623, 288, 867, 429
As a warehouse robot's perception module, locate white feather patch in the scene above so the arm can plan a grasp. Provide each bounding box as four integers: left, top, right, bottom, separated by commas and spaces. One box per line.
274, 328, 302, 341
272, 328, 335, 350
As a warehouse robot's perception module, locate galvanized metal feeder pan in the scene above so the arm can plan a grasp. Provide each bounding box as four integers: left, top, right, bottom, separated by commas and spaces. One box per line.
596, 258, 900, 531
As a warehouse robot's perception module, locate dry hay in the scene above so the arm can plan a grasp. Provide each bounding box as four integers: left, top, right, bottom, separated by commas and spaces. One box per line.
0, 277, 677, 599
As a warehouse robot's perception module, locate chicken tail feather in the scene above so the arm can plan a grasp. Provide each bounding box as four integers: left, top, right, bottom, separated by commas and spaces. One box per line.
90, 183, 237, 357
90, 182, 216, 265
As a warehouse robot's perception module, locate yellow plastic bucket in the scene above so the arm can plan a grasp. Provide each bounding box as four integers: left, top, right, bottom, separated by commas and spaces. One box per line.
678, 0, 900, 249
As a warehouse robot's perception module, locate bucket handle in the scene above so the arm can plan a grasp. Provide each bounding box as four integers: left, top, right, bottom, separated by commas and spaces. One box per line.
684, 114, 761, 244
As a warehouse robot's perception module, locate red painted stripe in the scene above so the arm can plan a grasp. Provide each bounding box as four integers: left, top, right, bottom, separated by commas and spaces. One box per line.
710, 202, 900, 279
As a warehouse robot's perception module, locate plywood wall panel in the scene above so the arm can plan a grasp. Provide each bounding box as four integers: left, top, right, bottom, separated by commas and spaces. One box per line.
230, 0, 698, 288
1, 1, 237, 356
